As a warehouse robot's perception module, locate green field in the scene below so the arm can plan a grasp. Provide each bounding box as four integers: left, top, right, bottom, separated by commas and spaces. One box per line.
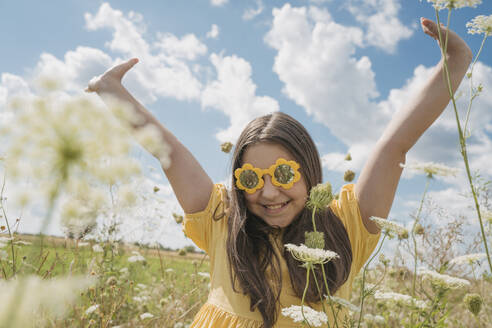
0, 234, 209, 327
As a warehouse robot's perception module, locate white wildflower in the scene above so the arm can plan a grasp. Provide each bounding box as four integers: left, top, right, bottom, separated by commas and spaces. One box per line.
328, 296, 360, 313
400, 162, 459, 178
85, 304, 99, 315
285, 244, 339, 265
369, 216, 407, 238
281, 305, 328, 327
140, 312, 154, 320
0, 249, 8, 260
133, 296, 150, 303
60, 194, 101, 240
427, 0, 482, 10
449, 253, 487, 266
374, 291, 428, 309
417, 267, 470, 289
467, 15, 492, 35
364, 314, 385, 324
14, 241, 31, 246
136, 283, 147, 290
198, 272, 210, 279
0, 275, 94, 327
165, 268, 175, 273
1, 94, 143, 209
0, 236, 13, 243
92, 244, 104, 253
128, 251, 145, 263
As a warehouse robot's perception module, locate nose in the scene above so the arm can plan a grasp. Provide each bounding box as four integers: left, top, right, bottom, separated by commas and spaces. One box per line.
260, 175, 280, 200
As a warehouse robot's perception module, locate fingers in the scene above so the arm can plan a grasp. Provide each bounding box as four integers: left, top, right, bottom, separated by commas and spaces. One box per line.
85, 58, 139, 93
111, 58, 139, 79
420, 17, 446, 41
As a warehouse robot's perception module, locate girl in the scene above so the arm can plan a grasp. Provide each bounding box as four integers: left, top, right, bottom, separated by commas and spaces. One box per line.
87, 18, 472, 327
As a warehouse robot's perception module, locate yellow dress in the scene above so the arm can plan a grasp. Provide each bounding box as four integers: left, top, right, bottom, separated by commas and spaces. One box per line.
183, 184, 380, 327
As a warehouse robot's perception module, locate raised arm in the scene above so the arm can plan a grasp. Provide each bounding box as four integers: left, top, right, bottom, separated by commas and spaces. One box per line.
355, 18, 473, 233
87, 58, 214, 213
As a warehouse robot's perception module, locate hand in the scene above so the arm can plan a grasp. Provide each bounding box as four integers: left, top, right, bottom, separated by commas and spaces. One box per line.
420, 17, 472, 60
85, 58, 139, 93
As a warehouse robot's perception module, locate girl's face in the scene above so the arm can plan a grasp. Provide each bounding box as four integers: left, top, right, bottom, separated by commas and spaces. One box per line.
241, 142, 308, 228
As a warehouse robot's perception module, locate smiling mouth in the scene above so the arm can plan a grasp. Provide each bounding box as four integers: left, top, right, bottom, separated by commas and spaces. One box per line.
263, 201, 290, 210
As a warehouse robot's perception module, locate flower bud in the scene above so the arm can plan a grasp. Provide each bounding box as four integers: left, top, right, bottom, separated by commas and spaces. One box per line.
221, 142, 233, 153
173, 213, 183, 224
398, 230, 409, 240
106, 276, 117, 286
463, 293, 482, 316
345, 153, 352, 161
306, 183, 333, 211
343, 170, 355, 182
414, 223, 425, 235
305, 231, 325, 249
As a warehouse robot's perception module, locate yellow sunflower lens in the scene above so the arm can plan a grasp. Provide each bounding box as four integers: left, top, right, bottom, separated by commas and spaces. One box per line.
274, 163, 295, 185
239, 169, 259, 190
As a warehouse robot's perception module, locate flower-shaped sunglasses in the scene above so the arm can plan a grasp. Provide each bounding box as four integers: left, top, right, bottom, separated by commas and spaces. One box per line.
234, 158, 301, 194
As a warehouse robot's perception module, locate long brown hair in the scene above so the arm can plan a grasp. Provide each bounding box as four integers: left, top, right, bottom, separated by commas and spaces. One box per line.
226, 112, 352, 327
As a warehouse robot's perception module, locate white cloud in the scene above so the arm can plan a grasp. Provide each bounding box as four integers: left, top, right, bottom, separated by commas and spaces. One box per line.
347, 0, 413, 53
201, 53, 279, 142
265, 4, 492, 177
33, 47, 113, 92
211, 0, 228, 7
206, 24, 220, 39
243, 0, 264, 21
84, 3, 203, 102
0, 73, 31, 101
155, 33, 207, 61
265, 4, 383, 149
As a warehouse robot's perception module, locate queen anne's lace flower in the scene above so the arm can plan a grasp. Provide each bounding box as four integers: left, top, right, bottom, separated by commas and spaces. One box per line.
128, 251, 146, 263
285, 244, 339, 265
467, 15, 492, 35
85, 304, 99, 315
306, 183, 333, 211
369, 217, 407, 238
427, 0, 482, 10
374, 291, 428, 309
364, 314, 386, 324
140, 312, 154, 320
400, 162, 459, 178
281, 305, 328, 327
449, 253, 487, 266
417, 268, 470, 289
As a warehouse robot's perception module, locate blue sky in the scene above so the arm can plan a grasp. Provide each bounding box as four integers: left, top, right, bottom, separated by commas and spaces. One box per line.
1, 0, 492, 250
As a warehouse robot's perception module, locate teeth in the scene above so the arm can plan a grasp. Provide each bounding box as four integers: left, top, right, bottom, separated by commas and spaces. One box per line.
265, 202, 286, 210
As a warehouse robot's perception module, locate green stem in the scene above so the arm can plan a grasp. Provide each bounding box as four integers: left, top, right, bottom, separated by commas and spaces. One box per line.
357, 233, 387, 328
0, 172, 16, 276
311, 268, 331, 328
418, 296, 440, 328
463, 32, 489, 137
301, 266, 313, 328
320, 265, 340, 328
409, 177, 430, 327
434, 9, 492, 274
411, 177, 431, 300
312, 207, 317, 232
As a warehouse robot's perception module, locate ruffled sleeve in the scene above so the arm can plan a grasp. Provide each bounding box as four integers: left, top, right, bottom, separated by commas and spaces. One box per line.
183, 184, 228, 254
329, 184, 381, 274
